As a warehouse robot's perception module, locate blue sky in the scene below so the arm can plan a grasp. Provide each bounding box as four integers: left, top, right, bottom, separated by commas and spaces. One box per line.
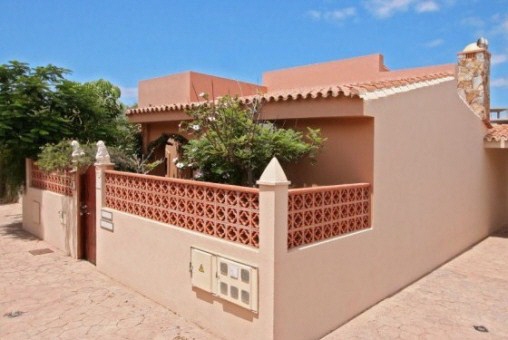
1, 0, 507, 107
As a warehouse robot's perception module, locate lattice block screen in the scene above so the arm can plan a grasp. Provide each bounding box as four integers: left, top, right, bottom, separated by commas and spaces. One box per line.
31, 162, 73, 196
288, 184, 370, 248
104, 171, 260, 247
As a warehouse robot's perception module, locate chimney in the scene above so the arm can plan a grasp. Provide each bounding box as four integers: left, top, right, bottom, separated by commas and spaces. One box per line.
457, 38, 491, 124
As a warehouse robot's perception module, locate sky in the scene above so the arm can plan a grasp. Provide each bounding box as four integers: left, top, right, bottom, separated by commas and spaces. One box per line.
1, 0, 507, 107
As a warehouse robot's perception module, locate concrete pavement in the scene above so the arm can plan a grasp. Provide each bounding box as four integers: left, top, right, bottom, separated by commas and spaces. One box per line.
0, 203, 219, 340
323, 227, 508, 339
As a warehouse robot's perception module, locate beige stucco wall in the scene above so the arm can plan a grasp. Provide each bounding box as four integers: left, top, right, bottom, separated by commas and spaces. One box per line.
271, 80, 508, 340
22, 186, 79, 258
96, 210, 275, 340
368, 79, 508, 288
284, 117, 374, 187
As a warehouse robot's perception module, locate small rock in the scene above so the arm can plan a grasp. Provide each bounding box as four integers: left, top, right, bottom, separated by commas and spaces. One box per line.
473, 325, 488, 333
4, 311, 25, 318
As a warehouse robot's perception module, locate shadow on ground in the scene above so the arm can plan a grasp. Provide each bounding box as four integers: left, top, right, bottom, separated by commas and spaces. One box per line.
0, 222, 37, 241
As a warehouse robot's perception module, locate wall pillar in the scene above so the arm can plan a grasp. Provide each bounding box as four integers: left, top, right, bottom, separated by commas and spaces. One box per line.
24, 158, 32, 195
256, 157, 290, 340
95, 162, 114, 226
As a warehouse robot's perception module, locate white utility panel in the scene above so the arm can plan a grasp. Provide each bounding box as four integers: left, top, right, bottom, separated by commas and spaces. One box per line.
216, 256, 258, 312
190, 248, 215, 293
190, 248, 258, 312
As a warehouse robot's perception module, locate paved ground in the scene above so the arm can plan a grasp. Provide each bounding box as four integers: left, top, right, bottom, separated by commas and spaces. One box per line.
2, 202, 508, 339
324, 227, 508, 340
0, 203, 219, 340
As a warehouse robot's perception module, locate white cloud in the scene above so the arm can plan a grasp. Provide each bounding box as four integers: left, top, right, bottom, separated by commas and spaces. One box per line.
415, 1, 439, 13
119, 86, 138, 104
306, 7, 357, 22
306, 10, 322, 20
424, 38, 444, 48
492, 54, 508, 65
325, 7, 357, 21
491, 78, 508, 88
364, 0, 414, 18
363, 0, 443, 18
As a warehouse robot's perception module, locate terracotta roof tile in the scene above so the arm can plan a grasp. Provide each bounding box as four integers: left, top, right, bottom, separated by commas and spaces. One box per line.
485, 124, 508, 142
127, 71, 455, 116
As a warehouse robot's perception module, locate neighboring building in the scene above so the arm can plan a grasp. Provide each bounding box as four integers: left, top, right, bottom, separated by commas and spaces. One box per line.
23, 39, 508, 340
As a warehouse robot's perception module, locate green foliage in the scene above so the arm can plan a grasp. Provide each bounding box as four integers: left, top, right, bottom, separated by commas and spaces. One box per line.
36, 140, 92, 172
179, 95, 325, 186
0, 61, 70, 157
36, 140, 162, 175
0, 148, 24, 204
0, 60, 140, 202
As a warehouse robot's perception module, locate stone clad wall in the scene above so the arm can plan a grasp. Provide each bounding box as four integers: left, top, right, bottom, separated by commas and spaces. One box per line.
457, 47, 490, 121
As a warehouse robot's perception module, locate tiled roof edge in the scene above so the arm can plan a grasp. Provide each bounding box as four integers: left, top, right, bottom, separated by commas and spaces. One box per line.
485, 124, 508, 142
127, 71, 455, 116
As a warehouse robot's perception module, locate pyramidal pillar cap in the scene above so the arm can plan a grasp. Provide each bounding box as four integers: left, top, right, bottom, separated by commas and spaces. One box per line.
257, 157, 291, 186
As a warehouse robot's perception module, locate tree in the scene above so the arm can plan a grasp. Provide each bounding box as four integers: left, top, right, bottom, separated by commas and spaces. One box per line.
179, 95, 325, 186
0, 61, 137, 203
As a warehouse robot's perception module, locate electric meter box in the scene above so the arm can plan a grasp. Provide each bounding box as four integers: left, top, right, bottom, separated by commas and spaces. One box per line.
190, 248, 258, 312
190, 248, 215, 293
216, 256, 258, 312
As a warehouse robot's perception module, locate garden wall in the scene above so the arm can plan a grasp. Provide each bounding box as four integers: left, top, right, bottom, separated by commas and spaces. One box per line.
22, 159, 80, 258
95, 162, 372, 340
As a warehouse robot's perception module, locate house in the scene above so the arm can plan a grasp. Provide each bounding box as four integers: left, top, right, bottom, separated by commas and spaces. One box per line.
22, 39, 508, 340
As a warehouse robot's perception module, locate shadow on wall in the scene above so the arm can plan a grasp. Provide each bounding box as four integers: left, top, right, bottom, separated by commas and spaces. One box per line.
61, 194, 72, 256
484, 149, 508, 234
192, 287, 257, 322
493, 226, 508, 238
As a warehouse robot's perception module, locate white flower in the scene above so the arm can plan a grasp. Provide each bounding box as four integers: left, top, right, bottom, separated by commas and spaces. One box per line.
193, 170, 203, 179
172, 157, 179, 164
192, 124, 200, 131
176, 162, 185, 169
207, 116, 216, 122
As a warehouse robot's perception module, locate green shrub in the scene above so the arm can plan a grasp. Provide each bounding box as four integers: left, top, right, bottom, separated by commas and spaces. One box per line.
179, 95, 326, 186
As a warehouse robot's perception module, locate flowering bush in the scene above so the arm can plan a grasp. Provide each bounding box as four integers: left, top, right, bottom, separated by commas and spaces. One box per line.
179, 95, 325, 186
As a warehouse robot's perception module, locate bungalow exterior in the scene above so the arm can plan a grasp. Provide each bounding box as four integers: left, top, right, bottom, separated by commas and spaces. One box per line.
22, 39, 508, 340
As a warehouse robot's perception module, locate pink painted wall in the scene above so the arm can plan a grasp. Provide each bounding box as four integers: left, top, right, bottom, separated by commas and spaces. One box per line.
283, 117, 374, 187
263, 54, 387, 90
188, 72, 266, 102
263, 53, 454, 91
138, 71, 265, 108
138, 72, 190, 108
272, 80, 508, 340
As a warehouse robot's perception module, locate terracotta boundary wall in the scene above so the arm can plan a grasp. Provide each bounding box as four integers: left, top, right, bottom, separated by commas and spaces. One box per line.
95, 165, 276, 340
22, 159, 80, 258
30, 161, 73, 196
95, 163, 373, 340
288, 184, 371, 248
103, 170, 260, 247
102, 170, 371, 250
